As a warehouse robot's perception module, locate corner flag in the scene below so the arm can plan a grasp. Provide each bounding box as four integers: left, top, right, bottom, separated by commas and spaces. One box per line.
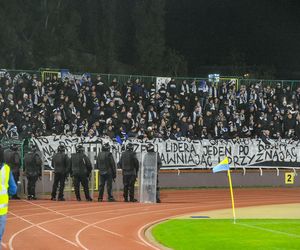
212, 157, 236, 223
212, 157, 230, 173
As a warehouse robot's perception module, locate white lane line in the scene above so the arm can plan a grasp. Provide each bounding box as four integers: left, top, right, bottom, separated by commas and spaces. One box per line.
8, 216, 81, 250
22, 200, 170, 247
7, 202, 128, 220
75, 203, 220, 250
22, 203, 187, 249
10, 195, 295, 219
8, 211, 79, 249
23, 201, 183, 246
237, 223, 300, 238
137, 218, 169, 250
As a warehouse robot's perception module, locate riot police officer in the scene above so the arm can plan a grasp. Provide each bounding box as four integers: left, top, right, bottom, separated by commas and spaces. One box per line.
118, 143, 139, 202
24, 145, 42, 200
96, 143, 116, 202
70, 145, 93, 201
146, 143, 162, 203
4, 144, 21, 199
51, 145, 70, 201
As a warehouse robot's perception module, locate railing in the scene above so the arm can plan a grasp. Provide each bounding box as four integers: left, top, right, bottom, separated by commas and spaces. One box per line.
2, 68, 300, 90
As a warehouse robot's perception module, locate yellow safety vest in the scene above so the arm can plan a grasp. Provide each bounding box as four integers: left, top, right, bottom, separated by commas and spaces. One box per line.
0, 164, 10, 216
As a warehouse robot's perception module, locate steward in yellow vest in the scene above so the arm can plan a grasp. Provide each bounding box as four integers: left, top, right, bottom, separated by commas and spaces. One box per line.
0, 146, 17, 243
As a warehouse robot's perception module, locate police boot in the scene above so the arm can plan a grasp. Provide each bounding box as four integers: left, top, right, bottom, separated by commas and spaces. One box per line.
108, 197, 116, 202
130, 198, 138, 202
58, 197, 65, 201
12, 195, 21, 200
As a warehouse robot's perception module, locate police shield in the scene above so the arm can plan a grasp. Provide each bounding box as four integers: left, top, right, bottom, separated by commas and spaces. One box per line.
87, 150, 96, 200
111, 147, 123, 201
134, 152, 143, 202
139, 152, 157, 203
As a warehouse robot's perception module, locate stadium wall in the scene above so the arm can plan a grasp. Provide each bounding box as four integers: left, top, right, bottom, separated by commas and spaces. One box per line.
29, 169, 299, 196
159, 169, 300, 188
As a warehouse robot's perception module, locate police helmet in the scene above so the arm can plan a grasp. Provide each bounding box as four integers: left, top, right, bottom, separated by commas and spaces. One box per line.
76, 144, 84, 153
102, 143, 110, 151
146, 143, 155, 152
57, 145, 65, 152
126, 143, 134, 151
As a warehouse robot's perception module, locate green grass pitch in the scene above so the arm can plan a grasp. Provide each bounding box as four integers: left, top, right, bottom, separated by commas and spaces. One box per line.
152, 219, 300, 250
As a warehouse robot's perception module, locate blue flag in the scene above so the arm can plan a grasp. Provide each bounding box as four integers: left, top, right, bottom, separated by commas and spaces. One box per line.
213, 157, 230, 173
115, 135, 123, 145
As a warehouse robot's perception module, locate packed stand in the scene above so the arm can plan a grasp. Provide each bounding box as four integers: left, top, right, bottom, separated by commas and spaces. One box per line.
0, 73, 300, 141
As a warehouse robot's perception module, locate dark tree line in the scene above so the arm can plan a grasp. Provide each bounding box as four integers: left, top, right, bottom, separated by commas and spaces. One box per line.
0, 0, 299, 78
0, 0, 186, 76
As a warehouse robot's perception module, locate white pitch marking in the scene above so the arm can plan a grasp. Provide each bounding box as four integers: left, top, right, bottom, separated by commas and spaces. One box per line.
237, 223, 300, 238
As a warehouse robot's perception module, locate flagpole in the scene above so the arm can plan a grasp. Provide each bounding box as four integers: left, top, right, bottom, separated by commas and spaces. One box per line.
227, 169, 236, 224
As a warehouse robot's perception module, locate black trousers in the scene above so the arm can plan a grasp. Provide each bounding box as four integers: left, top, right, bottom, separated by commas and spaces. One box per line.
51, 173, 66, 199
157, 176, 160, 201
123, 175, 136, 201
73, 174, 90, 200
98, 174, 113, 199
12, 172, 20, 198
27, 176, 38, 197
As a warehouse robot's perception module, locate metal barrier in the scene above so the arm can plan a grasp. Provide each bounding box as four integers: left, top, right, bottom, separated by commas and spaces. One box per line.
2, 68, 300, 90
239, 79, 300, 90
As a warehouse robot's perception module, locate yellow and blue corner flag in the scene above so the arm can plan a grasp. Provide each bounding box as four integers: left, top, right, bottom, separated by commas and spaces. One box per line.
213, 157, 230, 173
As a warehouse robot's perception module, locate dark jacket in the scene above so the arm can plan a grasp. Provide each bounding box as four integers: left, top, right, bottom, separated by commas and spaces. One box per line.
4, 149, 21, 173
24, 151, 42, 177
52, 152, 70, 175
157, 154, 162, 170
70, 152, 92, 176
118, 151, 139, 176
96, 152, 116, 178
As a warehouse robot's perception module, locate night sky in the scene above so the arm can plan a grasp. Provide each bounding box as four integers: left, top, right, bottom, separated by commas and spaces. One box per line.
165, 0, 300, 78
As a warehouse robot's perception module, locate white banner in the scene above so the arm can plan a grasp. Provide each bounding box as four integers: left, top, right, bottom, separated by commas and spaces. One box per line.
156, 77, 171, 91
32, 136, 300, 170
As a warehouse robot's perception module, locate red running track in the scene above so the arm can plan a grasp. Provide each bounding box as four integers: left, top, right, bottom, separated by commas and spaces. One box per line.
2, 188, 300, 250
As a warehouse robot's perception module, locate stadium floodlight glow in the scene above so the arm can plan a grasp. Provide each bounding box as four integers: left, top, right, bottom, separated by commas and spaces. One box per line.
208, 74, 220, 83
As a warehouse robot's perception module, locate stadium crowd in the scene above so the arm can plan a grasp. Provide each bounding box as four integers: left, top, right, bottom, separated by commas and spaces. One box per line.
1, 73, 300, 141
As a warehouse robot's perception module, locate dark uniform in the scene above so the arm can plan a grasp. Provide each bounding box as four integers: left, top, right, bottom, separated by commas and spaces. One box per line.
156, 154, 162, 203
96, 143, 116, 202
70, 145, 93, 201
51, 145, 70, 201
24, 145, 42, 200
4, 145, 21, 199
118, 143, 139, 202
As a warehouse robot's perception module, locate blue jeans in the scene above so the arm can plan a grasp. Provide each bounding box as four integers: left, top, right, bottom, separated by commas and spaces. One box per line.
0, 215, 7, 244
